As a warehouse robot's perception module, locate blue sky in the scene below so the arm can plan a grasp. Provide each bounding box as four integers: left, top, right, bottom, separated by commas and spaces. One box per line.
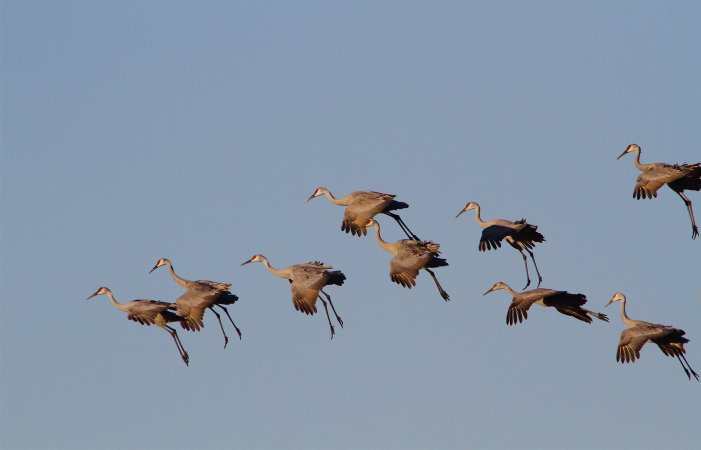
2, 1, 700, 449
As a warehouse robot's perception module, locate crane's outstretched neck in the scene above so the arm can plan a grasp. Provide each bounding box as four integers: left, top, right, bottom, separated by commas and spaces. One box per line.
261, 258, 292, 280
165, 261, 189, 289
472, 204, 488, 229
105, 291, 129, 313
631, 147, 648, 172
372, 221, 398, 255
618, 296, 637, 328
500, 283, 518, 297
321, 189, 350, 206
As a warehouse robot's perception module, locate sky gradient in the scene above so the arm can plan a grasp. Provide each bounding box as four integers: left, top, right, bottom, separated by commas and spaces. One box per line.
2, 1, 700, 449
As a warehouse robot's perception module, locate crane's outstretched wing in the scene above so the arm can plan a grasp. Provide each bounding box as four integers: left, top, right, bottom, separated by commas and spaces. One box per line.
634, 166, 687, 199
127, 300, 174, 326
289, 282, 319, 315
479, 225, 515, 251
616, 325, 673, 363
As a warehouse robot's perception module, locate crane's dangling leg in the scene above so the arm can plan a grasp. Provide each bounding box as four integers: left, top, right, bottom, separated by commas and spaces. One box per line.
424, 268, 450, 301
679, 353, 700, 381
165, 325, 189, 366
516, 249, 532, 289
383, 212, 420, 241
320, 289, 343, 327
214, 304, 242, 340
582, 308, 609, 322
318, 297, 335, 339
675, 191, 698, 239
207, 307, 230, 349
525, 249, 543, 287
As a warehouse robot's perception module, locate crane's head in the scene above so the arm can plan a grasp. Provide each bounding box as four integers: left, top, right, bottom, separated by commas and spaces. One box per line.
605, 292, 626, 308
455, 201, 478, 218
305, 187, 329, 203
617, 144, 640, 160
149, 257, 171, 274
483, 281, 509, 296
241, 254, 267, 266
87, 286, 112, 300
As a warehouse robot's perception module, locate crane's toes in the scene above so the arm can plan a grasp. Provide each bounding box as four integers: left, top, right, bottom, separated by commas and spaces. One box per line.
223, 337, 229, 349
692, 227, 699, 239
182, 353, 190, 366
523, 280, 531, 290
440, 291, 450, 302
337, 317, 344, 328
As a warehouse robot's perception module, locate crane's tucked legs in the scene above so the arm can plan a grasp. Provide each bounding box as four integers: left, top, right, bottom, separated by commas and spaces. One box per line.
318, 297, 336, 339
207, 307, 231, 349
320, 289, 343, 327
165, 325, 189, 366
525, 249, 543, 287
424, 268, 450, 301
383, 212, 420, 241
214, 304, 242, 339
675, 191, 699, 239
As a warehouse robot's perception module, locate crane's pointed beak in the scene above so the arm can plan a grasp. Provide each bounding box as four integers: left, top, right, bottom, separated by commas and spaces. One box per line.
604, 298, 614, 308
86, 292, 98, 300
483, 287, 494, 296
148, 264, 159, 274
305, 193, 317, 203
455, 209, 466, 218
616, 149, 628, 160
241, 259, 253, 266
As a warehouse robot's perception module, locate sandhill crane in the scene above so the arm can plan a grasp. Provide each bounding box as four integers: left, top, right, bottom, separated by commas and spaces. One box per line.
149, 258, 241, 349
618, 143, 701, 239
240, 254, 346, 339
306, 187, 420, 240
483, 281, 608, 325
87, 287, 190, 366
366, 218, 449, 301
605, 292, 699, 381
456, 201, 545, 289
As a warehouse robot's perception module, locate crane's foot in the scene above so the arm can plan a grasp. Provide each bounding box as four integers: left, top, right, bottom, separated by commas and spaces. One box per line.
223, 336, 229, 350
328, 325, 335, 340
182, 352, 190, 366
336, 316, 344, 328
536, 276, 543, 288
692, 226, 698, 240
439, 289, 450, 302
522, 279, 532, 290
691, 368, 700, 382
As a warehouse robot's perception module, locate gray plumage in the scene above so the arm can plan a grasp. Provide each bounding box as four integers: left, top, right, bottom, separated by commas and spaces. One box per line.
456, 201, 545, 288
618, 143, 701, 239
241, 254, 345, 339
87, 287, 189, 366
483, 281, 608, 326
306, 187, 419, 240
149, 258, 241, 349
606, 292, 698, 381
366, 218, 449, 301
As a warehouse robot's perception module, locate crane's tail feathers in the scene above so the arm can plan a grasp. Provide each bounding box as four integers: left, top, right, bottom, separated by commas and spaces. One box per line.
327, 270, 346, 286
386, 200, 409, 211
428, 257, 448, 268
217, 291, 238, 305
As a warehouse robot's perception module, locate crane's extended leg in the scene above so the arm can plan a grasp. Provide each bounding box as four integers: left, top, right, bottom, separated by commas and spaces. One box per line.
207, 307, 230, 349
318, 297, 335, 340
679, 353, 700, 381
165, 325, 189, 366
675, 191, 698, 239
214, 304, 242, 340
320, 289, 343, 327
383, 212, 420, 241
525, 249, 543, 287
424, 268, 450, 301
516, 249, 532, 289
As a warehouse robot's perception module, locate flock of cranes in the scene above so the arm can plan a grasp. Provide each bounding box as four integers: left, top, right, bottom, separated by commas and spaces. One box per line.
89, 144, 700, 380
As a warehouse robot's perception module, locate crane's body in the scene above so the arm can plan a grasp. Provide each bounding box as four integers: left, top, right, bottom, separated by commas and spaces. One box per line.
87, 287, 189, 366
241, 254, 345, 338
618, 144, 701, 239
150, 258, 241, 348
306, 187, 419, 240
456, 202, 545, 288
366, 218, 449, 301
483, 282, 608, 325
605, 292, 698, 381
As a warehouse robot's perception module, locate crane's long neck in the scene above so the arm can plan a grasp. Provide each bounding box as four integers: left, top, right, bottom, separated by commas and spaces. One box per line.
618, 297, 637, 328
373, 223, 398, 255
105, 292, 129, 313
472, 204, 488, 229
631, 148, 653, 172
322, 190, 350, 206
166, 262, 189, 289
500, 284, 518, 297
261, 258, 292, 280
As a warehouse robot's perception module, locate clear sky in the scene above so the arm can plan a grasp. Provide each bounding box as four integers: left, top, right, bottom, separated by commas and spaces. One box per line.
2, 1, 700, 449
